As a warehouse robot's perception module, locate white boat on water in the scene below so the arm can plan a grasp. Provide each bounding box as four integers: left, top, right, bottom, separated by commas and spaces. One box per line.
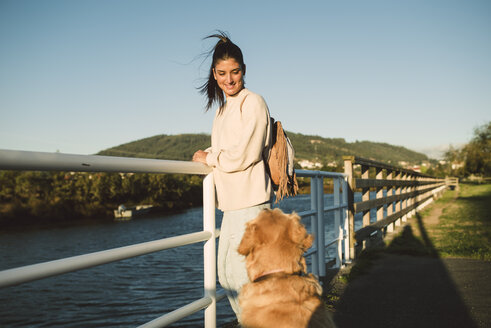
114, 204, 153, 220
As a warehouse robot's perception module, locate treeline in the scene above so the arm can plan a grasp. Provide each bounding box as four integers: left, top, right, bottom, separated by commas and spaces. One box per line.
0, 171, 203, 228
99, 132, 429, 166
443, 121, 491, 178
287, 132, 428, 165
99, 134, 210, 161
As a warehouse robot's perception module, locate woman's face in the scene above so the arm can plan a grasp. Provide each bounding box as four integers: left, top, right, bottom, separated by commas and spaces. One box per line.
213, 58, 245, 98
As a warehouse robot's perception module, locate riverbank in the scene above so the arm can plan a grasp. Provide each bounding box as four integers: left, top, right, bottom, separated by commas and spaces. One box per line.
0, 205, 194, 233
324, 182, 491, 327
0, 170, 204, 230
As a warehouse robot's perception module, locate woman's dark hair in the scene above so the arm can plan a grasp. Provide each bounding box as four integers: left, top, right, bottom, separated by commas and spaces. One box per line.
199, 31, 245, 111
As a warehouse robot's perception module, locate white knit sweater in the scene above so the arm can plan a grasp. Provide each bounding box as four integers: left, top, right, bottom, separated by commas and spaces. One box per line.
206, 88, 272, 211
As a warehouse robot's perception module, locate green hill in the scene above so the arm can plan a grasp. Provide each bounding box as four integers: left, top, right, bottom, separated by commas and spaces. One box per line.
98, 134, 210, 161
288, 132, 428, 166
98, 132, 428, 167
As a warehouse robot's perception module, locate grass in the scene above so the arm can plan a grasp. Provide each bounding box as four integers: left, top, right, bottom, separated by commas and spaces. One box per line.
422, 183, 491, 260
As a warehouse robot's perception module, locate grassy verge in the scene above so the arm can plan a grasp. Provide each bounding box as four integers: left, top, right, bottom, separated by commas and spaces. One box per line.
418, 182, 491, 260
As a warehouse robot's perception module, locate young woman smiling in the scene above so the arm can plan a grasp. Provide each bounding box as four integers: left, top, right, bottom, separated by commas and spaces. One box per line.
192, 31, 272, 323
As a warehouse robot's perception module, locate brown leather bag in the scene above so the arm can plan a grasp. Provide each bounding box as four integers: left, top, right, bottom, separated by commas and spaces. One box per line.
266, 118, 298, 202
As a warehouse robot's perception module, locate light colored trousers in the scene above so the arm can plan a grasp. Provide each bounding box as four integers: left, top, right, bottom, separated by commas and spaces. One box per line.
217, 202, 271, 321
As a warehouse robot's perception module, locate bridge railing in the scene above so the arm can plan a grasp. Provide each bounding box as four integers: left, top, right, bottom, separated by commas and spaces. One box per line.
295, 170, 350, 277
343, 156, 447, 258
0, 149, 349, 327
0, 149, 222, 327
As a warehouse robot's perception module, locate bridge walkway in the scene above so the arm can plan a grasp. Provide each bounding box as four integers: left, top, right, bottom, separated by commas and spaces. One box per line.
326, 194, 491, 328
330, 254, 490, 328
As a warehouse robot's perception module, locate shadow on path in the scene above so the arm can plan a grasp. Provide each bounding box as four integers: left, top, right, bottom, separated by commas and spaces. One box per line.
329, 212, 490, 328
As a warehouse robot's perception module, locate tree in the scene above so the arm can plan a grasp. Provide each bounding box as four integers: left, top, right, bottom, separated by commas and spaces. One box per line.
443, 145, 465, 177
463, 121, 491, 177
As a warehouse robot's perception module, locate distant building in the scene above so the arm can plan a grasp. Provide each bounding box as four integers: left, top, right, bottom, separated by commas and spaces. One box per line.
451, 162, 464, 170
298, 159, 323, 169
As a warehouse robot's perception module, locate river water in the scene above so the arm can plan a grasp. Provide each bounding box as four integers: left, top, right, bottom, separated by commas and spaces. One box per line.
0, 194, 352, 327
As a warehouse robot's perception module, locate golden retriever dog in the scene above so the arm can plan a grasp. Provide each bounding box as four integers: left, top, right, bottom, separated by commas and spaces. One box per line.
238, 208, 336, 328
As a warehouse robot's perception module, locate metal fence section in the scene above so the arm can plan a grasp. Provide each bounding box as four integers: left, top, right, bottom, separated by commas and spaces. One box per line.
295, 170, 350, 277
0, 149, 219, 327
0, 149, 348, 327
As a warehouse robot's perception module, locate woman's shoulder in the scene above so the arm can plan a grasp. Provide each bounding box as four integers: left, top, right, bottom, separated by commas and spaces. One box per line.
240, 88, 267, 107
241, 88, 262, 99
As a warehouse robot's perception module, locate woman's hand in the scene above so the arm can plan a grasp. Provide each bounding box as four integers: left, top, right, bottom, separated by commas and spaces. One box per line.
192, 150, 208, 165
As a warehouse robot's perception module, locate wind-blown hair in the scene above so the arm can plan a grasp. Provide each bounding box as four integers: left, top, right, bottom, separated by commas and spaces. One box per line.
199, 31, 245, 112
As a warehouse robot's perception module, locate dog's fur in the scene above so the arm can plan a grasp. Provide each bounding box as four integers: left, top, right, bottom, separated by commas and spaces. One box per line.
238, 208, 336, 328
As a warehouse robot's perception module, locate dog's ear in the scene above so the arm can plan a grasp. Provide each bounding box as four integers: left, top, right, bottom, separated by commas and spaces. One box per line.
302, 233, 314, 251
238, 222, 258, 256
288, 213, 313, 251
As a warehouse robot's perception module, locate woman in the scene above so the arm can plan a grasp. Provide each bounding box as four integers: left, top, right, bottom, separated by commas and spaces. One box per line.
192, 32, 272, 321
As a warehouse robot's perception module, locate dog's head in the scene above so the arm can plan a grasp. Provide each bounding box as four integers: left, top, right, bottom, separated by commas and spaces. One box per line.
238, 208, 313, 280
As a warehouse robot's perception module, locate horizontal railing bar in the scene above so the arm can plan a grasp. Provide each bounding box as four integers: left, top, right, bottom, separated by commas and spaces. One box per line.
138, 296, 212, 328
216, 289, 227, 302
344, 156, 435, 178
0, 149, 212, 175
324, 237, 341, 248
0, 231, 212, 288
296, 169, 346, 179
298, 209, 316, 218
323, 203, 348, 213
355, 178, 445, 189
354, 195, 434, 242
354, 185, 442, 213
305, 247, 318, 257
299, 204, 348, 219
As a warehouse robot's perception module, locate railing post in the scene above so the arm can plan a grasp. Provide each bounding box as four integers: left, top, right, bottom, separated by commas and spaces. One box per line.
317, 176, 325, 278
310, 176, 319, 276
386, 169, 394, 233
395, 170, 402, 228
410, 174, 416, 218
361, 164, 370, 250
401, 172, 408, 223
342, 177, 350, 263
203, 173, 216, 328
333, 178, 342, 268
376, 167, 384, 222
343, 157, 355, 260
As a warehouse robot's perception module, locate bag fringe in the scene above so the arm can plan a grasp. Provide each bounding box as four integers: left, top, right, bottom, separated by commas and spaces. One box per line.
274, 122, 298, 202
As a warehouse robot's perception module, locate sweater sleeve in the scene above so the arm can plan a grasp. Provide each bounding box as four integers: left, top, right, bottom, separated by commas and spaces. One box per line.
206, 94, 269, 173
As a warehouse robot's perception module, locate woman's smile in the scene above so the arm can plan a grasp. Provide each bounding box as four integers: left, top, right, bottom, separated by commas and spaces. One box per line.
213, 58, 245, 98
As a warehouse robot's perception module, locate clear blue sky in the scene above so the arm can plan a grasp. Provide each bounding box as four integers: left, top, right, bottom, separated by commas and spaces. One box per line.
1, 0, 490, 159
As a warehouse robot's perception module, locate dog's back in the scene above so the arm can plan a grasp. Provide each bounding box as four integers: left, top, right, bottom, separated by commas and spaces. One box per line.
238, 209, 336, 328
240, 274, 334, 328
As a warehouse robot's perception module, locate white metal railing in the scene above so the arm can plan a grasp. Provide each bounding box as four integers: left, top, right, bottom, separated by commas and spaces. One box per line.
295, 170, 350, 277
0, 230, 212, 288
0, 149, 218, 328
0, 149, 348, 327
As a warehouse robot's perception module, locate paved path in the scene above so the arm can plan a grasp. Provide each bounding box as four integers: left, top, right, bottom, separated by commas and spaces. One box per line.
332, 254, 491, 328
330, 191, 490, 328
